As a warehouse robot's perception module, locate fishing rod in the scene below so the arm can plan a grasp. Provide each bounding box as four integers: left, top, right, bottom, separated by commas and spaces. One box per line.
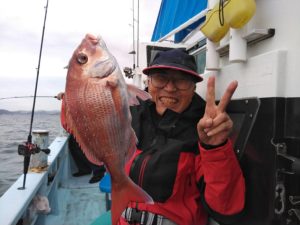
17, 0, 50, 190
0, 95, 57, 101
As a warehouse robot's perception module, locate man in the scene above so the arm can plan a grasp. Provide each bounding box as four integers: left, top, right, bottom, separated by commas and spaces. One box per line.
119, 48, 245, 225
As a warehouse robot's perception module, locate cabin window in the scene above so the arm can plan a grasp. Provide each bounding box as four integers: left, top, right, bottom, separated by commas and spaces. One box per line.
146, 44, 206, 74
188, 39, 207, 74
146, 46, 174, 67
195, 50, 206, 74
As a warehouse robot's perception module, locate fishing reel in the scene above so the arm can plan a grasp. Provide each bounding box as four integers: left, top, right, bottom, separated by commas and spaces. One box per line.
17, 141, 50, 190
18, 142, 50, 156
123, 67, 134, 78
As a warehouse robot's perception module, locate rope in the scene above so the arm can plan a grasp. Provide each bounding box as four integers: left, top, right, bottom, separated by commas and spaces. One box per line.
219, 0, 225, 26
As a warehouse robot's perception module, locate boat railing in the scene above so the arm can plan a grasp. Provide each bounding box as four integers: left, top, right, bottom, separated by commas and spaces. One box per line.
0, 135, 70, 225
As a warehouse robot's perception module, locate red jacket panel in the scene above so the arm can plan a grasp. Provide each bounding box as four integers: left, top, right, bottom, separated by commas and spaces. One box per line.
121, 140, 245, 225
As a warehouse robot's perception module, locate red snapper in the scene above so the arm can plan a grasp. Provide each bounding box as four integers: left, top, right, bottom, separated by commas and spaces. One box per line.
63, 34, 152, 224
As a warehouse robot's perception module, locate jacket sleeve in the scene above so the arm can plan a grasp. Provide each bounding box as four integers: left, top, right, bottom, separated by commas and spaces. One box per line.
196, 139, 245, 222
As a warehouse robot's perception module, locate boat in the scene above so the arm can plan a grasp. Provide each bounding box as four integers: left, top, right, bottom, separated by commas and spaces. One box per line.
1, 0, 300, 224
131, 0, 300, 224
0, 132, 111, 225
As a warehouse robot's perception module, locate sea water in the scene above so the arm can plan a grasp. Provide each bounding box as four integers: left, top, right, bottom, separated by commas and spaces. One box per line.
0, 112, 62, 196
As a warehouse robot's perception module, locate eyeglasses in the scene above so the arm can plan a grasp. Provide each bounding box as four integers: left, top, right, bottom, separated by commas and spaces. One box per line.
150, 74, 195, 90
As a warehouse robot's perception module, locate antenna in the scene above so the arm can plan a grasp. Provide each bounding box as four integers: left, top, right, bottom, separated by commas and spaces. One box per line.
132, 0, 136, 69
137, 0, 140, 67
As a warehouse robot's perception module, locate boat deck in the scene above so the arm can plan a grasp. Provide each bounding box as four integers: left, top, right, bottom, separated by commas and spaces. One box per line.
44, 175, 106, 225
0, 137, 108, 225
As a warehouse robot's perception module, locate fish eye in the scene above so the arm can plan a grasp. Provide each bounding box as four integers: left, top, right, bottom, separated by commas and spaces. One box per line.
77, 53, 88, 64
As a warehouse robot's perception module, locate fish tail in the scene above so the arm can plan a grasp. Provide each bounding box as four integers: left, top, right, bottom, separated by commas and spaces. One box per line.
111, 177, 153, 225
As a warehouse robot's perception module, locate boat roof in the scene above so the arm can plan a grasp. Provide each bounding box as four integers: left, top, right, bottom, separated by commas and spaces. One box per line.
151, 0, 207, 42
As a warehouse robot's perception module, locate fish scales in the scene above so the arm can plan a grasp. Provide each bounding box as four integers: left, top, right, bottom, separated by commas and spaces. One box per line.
86, 81, 125, 161
64, 34, 153, 225
78, 82, 124, 164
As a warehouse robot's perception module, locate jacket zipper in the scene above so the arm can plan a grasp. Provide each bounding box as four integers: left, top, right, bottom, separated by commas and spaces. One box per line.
138, 154, 151, 187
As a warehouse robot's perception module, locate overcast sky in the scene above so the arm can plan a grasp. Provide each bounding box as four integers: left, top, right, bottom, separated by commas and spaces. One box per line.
0, 0, 161, 111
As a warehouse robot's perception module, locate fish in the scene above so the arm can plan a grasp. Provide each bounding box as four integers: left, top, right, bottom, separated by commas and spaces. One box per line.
63, 33, 153, 224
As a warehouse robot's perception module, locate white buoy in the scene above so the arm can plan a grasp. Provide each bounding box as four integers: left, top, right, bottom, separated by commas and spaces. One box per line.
29, 130, 49, 169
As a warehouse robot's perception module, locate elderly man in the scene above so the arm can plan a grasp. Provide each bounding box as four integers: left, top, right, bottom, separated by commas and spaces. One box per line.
119, 48, 245, 225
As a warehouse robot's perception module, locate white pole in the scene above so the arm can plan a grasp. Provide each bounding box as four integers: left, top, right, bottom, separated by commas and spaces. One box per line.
229, 28, 247, 63
206, 40, 220, 71
205, 0, 221, 71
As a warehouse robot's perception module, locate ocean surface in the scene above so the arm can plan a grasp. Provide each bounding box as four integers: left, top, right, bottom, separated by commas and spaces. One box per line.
0, 112, 62, 197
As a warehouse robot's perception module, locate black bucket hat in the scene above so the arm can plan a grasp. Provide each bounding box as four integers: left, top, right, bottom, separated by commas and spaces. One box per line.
142, 48, 203, 82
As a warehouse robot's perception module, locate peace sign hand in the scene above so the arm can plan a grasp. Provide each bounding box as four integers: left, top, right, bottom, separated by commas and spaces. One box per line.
197, 76, 238, 146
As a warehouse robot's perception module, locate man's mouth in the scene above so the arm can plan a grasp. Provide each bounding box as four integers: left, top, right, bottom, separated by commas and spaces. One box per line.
159, 96, 178, 105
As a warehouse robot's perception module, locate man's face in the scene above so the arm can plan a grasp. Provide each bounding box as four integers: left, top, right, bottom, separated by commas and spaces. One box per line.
148, 69, 196, 115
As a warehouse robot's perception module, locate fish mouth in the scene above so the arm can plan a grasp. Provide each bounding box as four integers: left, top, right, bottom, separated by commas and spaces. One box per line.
159, 96, 178, 105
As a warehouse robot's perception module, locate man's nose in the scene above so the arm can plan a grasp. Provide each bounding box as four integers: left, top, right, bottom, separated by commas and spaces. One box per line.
164, 79, 177, 91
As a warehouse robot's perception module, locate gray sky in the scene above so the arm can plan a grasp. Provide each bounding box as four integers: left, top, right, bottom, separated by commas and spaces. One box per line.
0, 0, 161, 111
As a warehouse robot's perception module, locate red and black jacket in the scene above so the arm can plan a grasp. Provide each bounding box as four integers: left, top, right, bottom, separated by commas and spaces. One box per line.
124, 94, 245, 225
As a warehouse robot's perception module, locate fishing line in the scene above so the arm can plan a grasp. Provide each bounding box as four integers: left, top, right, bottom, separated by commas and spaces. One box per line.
0, 95, 56, 101
18, 0, 50, 190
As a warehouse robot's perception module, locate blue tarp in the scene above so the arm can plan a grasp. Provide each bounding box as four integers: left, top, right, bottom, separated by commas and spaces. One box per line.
151, 0, 208, 43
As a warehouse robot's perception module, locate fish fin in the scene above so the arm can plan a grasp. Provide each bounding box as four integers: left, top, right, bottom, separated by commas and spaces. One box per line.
106, 76, 119, 88
63, 100, 75, 135
127, 84, 152, 106
60, 97, 69, 131
111, 177, 153, 225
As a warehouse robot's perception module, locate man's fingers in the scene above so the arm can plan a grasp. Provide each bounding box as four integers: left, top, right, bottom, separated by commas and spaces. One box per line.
210, 113, 229, 127
206, 119, 232, 136
202, 113, 232, 135
206, 123, 231, 136
205, 76, 216, 110
56, 92, 65, 100
197, 117, 213, 135
218, 80, 238, 112
198, 117, 213, 129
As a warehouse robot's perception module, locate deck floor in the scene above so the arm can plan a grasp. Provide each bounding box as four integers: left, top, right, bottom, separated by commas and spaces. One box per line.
43, 174, 107, 225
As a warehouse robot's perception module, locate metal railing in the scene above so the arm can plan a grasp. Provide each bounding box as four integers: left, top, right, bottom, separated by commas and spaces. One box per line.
0, 136, 69, 225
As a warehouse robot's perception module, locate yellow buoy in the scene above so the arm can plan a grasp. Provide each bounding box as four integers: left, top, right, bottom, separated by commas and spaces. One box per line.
200, 0, 256, 42
200, 8, 230, 43
224, 0, 256, 29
